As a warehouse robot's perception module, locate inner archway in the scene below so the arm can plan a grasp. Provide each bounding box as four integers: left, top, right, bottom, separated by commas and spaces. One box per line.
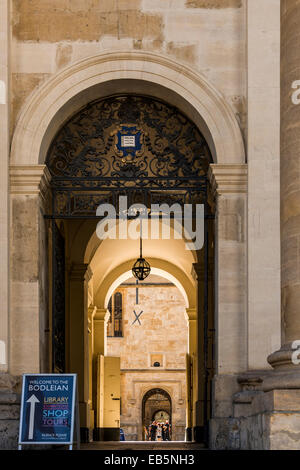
142, 389, 172, 441
105, 272, 187, 441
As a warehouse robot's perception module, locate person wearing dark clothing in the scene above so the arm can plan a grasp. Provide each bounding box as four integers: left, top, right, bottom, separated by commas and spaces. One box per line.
150, 421, 157, 441
164, 421, 171, 441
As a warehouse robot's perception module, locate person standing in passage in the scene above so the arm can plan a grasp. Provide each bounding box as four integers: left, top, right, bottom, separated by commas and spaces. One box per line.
148, 423, 152, 440
162, 423, 166, 441
156, 423, 162, 441
150, 421, 157, 441
164, 420, 171, 441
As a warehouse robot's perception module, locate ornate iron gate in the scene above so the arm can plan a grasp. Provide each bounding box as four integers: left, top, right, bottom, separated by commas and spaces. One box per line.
46, 95, 211, 218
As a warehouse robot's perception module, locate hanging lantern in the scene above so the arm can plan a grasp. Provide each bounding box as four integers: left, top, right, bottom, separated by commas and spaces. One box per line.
132, 257, 151, 281
132, 222, 151, 281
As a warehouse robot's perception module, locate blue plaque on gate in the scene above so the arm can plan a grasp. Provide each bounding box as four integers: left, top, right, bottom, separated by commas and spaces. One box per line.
115, 125, 143, 157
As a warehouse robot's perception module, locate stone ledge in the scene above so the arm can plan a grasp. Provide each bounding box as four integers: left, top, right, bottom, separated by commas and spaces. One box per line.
253, 389, 300, 414
237, 368, 300, 393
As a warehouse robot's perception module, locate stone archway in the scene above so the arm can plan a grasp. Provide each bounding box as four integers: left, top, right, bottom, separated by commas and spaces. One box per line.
10, 51, 245, 167
142, 388, 172, 441
9, 51, 247, 445
48, 91, 213, 442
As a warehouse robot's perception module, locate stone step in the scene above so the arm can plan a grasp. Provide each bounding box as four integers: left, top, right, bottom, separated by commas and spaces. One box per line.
80, 441, 206, 450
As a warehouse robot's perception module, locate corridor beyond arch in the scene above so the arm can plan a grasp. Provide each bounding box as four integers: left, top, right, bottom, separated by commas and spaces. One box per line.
104, 267, 189, 310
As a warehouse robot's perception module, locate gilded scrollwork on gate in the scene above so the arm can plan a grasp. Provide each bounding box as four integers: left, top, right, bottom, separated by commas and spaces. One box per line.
46, 95, 212, 216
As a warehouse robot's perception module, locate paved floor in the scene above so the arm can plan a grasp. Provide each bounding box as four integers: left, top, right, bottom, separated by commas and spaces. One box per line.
80, 441, 205, 450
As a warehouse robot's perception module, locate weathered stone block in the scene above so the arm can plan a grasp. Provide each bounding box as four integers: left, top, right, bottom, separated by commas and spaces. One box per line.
0, 420, 20, 450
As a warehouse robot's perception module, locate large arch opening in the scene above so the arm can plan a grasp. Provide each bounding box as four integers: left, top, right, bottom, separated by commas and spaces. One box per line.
104, 270, 188, 441
43, 92, 215, 444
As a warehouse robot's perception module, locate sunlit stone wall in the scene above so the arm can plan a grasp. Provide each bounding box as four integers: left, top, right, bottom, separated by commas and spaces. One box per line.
107, 282, 188, 440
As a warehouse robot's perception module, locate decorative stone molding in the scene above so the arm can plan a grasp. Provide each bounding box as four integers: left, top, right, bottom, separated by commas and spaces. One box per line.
267, 342, 299, 370
208, 164, 248, 197
85, 265, 93, 284
69, 263, 92, 282
237, 375, 263, 392
235, 368, 300, 394
9, 165, 51, 199
88, 305, 97, 318
191, 261, 214, 282
185, 308, 197, 322
93, 308, 110, 323
10, 51, 245, 168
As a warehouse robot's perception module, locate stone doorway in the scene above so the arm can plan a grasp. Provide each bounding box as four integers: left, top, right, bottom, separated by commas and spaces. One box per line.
142, 389, 172, 441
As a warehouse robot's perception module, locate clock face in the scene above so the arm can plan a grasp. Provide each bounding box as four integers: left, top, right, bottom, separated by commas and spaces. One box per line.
153, 410, 170, 423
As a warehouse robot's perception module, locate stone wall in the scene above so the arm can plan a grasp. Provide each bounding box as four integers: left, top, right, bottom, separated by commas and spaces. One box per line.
107, 283, 188, 440
10, 0, 246, 134
210, 386, 300, 450
0, 374, 21, 450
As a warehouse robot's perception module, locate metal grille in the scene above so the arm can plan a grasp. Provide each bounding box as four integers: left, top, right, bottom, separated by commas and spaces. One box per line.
46, 95, 212, 218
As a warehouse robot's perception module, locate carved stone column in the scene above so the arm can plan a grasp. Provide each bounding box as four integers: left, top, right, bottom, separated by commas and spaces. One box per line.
268, 0, 300, 369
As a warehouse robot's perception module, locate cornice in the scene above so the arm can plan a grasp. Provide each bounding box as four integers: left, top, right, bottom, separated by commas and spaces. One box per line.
9, 165, 51, 197
208, 164, 248, 196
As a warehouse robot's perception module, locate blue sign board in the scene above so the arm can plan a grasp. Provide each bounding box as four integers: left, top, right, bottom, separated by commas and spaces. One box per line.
18, 374, 79, 448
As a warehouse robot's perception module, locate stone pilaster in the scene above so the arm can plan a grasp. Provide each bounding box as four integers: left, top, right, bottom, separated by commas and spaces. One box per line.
208, 164, 248, 377
184, 308, 197, 441
2, 164, 51, 448
9, 165, 51, 375
246, 0, 281, 370
92, 307, 110, 440
68, 263, 92, 442
208, 164, 247, 433
184, 308, 197, 358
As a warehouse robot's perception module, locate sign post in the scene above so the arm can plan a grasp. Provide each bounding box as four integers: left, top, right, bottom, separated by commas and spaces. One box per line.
18, 373, 80, 450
